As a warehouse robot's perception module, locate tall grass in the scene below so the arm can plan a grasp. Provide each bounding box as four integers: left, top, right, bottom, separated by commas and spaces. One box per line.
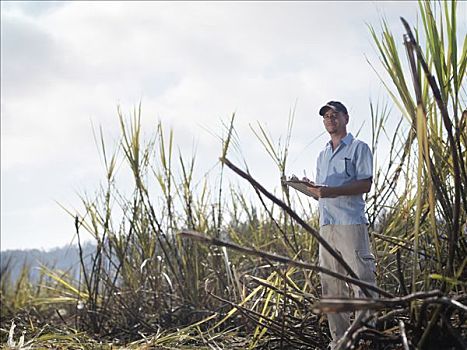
368, 0, 466, 292
1, 1, 465, 349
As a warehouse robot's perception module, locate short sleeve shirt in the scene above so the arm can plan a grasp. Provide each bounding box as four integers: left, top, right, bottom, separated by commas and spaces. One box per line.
316, 133, 373, 226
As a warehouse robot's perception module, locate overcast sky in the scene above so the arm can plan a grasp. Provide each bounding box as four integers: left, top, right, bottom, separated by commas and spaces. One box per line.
2, 1, 465, 251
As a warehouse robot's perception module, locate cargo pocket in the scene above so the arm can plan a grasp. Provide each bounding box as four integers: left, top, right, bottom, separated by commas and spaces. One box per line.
356, 249, 376, 283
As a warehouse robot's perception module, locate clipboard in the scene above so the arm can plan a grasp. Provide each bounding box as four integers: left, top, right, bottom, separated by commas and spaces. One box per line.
283, 179, 325, 196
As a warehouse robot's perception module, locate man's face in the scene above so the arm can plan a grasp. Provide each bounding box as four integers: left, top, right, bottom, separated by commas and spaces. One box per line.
322, 108, 348, 135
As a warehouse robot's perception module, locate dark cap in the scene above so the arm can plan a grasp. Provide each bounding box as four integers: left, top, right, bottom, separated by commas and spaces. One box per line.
319, 101, 348, 116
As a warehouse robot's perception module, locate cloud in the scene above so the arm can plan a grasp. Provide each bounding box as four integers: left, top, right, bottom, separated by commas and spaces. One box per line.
1, 14, 61, 96
4, 1, 466, 250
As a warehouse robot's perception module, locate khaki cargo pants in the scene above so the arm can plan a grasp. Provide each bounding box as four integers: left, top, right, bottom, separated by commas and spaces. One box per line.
319, 224, 377, 349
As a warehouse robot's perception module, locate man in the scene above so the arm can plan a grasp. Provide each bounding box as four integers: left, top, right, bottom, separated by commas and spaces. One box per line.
305, 101, 377, 349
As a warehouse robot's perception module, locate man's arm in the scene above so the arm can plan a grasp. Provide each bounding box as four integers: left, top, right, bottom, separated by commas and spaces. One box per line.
307, 178, 372, 199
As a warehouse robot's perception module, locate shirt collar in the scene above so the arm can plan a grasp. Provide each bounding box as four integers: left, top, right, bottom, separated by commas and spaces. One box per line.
342, 133, 354, 145
326, 133, 354, 149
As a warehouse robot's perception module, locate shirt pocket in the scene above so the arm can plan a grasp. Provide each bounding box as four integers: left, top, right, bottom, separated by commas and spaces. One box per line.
336, 156, 355, 179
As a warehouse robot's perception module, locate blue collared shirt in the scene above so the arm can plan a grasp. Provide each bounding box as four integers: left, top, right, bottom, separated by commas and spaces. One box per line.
315, 133, 373, 226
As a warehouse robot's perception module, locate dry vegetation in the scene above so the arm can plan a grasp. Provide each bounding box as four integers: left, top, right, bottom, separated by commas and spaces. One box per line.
1, 2, 466, 349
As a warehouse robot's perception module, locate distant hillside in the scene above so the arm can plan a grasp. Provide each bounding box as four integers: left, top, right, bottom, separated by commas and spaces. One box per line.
0, 242, 96, 283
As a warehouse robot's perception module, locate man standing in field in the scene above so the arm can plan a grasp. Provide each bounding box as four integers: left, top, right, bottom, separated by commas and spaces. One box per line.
305, 101, 377, 349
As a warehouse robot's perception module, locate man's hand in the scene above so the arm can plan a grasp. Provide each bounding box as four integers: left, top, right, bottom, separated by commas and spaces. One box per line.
302, 176, 314, 185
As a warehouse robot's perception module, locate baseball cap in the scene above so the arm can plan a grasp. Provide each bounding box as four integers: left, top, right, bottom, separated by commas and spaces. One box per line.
319, 101, 348, 116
